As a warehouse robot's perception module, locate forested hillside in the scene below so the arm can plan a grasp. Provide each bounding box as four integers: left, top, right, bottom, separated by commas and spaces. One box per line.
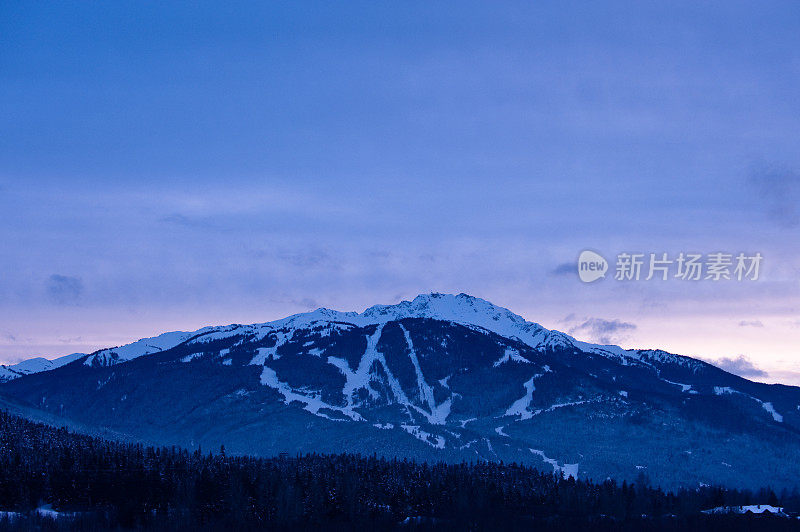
0, 411, 798, 530
6, 296, 800, 492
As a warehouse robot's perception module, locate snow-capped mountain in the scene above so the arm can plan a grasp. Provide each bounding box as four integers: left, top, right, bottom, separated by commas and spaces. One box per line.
0, 352, 84, 382
1, 293, 799, 490
1, 293, 689, 377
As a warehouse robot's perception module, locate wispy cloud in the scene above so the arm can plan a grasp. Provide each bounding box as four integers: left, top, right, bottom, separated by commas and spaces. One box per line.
566, 317, 637, 345
711, 354, 767, 378
274, 249, 333, 269
749, 165, 800, 228
550, 262, 575, 277
738, 320, 764, 328
291, 298, 318, 309
46, 274, 83, 306
159, 213, 201, 227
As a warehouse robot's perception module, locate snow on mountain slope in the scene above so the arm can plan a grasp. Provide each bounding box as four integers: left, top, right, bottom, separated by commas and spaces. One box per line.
83, 330, 216, 367
0, 293, 719, 380
70, 293, 566, 371
190, 293, 594, 355
3, 293, 799, 491
0, 353, 84, 382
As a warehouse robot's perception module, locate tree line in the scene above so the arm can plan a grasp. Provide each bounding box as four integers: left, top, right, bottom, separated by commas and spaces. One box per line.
0, 410, 798, 530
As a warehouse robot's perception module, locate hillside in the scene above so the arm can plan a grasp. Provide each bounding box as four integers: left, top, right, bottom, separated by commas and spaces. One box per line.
2, 293, 799, 491
0, 411, 798, 530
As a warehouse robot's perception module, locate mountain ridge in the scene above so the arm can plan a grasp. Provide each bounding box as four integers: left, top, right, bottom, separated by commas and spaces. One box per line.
2, 292, 700, 379
1, 292, 798, 491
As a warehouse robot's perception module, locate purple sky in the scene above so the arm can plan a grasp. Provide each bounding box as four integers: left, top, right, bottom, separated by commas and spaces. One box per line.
1, 2, 799, 383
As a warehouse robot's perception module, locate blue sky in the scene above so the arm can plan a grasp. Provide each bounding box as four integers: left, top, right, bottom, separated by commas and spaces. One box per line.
1, 2, 799, 382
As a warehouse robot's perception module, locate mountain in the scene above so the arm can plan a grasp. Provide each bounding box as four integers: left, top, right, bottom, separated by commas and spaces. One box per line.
1, 293, 799, 490
0, 352, 85, 382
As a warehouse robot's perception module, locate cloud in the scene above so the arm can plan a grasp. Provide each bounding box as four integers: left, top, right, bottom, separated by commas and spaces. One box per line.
276, 249, 330, 269
567, 317, 637, 345
550, 262, 575, 276
158, 213, 217, 229
560, 313, 576, 323
738, 320, 764, 327
749, 165, 800, 228
711, 354, 768, 378
46, 274, 83, 306
159, 213, 195, 226
291, 298, 318, 309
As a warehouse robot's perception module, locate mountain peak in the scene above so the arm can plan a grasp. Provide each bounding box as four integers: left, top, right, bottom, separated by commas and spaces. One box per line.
361, 292, 532, 327
69, 293, 556, 371
5, 293, 646, 378
3, 293, 794, 492
0, 352, 85, 381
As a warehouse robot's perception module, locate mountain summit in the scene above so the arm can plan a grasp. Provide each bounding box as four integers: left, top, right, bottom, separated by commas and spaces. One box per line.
0, 293, 626, 376
1, 293, 799, 490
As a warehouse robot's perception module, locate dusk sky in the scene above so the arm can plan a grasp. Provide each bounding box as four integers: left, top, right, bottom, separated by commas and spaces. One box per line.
1, 2, 799, 383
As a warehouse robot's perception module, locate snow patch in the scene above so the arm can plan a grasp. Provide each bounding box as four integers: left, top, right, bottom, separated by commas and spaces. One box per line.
493, 347, 531, 367
327, 325, 411, 410
180, 352, 203, 363
663, 379, 693, 393
259, 366, 363, 422
762, 402, 783, 422
714, 388, 783, 422
399, 324, 451, 425
505, 375, 544, 420
458, 418, 477, 428
250, 331, 294, 365
529, 449, 578, 479
401, 424, 445, 449
542, 399, 594, 413
702, 505, 786, 515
